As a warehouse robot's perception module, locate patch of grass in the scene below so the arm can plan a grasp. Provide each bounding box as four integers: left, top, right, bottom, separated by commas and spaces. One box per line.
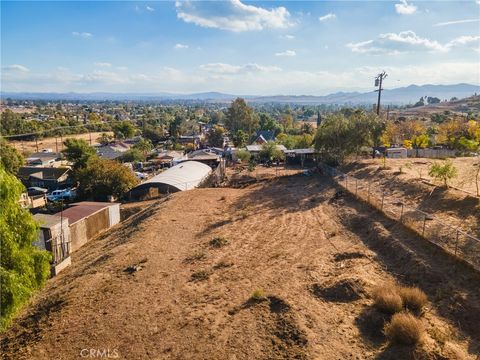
210, 237, 229, 248
213, 261, 233, 270
373, 286, 403, 314
397, 286, 428, 313
250, 288, 266, 301
384, 312, 424, 345
184, 251, 207, 263
190, 270, 210, 282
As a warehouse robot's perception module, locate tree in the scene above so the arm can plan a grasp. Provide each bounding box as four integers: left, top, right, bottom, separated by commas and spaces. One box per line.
236, 149, 251, 163
428, 161, 458, 187
225, 98, 259, 135
232, 130, 249, 148
259, 113, 283, 135
112, 121, 136, 140
0, 138, 24, 174
427, 97, 441, 104
0, 165, 51, 330
143, 126, 165, 144
259, 142, 285, 162
76, 157, 138, 201
121, 149, 146, 163
315, 113, 384, 164
98, 133, 113, 146
133, 138, 153, 156
207, 125, 225, 147
62, 138, 96, 169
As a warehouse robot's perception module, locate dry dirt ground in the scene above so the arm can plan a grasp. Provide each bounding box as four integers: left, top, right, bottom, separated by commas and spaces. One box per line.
341, 158, 480, 237
2, 174, 480, 360
8, 132, 113, 155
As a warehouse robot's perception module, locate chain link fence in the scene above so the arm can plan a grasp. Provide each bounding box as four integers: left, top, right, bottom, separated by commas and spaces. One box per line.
319, 162, 480, 271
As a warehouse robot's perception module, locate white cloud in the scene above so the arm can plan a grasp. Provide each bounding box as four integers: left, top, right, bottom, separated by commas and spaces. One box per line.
94, 62, 112, 68
395, 0, 417, 15
175, 0, 292, 32
318, 13, 336, 22
434, 19, 480, 27
146, 5, 155, 12
275, 50, 296, 57
72, 31, 93, 38
347, 31, 453, 54
174, 43, 189, 49
199, 63, 281, 74
280, 34, 295, 40
2, 64, 30, 72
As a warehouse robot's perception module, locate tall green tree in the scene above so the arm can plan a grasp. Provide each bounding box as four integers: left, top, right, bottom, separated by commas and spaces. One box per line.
225, 98, 259, 135
62, 138, 96, 169
76, 157, 138, 201
133, 138, 153, 156
0, 165, 51, 330
112, 121, 136, 140
0, 138, 24, 174
207, 125, 225, 147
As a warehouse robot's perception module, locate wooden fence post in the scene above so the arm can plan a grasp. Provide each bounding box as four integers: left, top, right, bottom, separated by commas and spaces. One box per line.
422, 214, 427, 236
400, 204, 404, 222
454, 229, 459, 256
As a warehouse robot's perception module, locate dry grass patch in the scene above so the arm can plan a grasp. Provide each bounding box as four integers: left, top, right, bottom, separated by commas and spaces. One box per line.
210, 237, 229, 248
397, 286, 428, 313
384, 312, 425, 345
250, 288, 266, 301
373, 286, 403, 314
191, 270, 210, 282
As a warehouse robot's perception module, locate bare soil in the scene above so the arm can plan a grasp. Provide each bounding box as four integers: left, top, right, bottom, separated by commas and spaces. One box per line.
1, 174, 479, 359
8, 132, 113, 155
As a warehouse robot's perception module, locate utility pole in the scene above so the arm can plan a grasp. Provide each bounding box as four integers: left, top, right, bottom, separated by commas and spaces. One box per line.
375, 71, 387, 115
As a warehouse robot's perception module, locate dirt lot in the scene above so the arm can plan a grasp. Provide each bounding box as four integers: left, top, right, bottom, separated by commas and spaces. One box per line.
1, 174, 479, 359
8, 132, 113, 155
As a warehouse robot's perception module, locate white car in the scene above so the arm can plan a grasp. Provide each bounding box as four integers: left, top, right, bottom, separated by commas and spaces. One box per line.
134, 171, 148, 180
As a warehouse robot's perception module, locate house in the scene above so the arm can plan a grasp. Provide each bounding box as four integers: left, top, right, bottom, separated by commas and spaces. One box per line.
26, 152, 62, 166
33, 213, 71, 276
17, 166, 72, 191
253, 130, 275, 144
187, 149, 221, 167
245, 144, 287, 157
156, 150, 187, 167
96, 142, 131, 160
53, 202, 120, 252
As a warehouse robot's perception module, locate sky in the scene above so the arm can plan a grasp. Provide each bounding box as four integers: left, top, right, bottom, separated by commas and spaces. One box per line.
1, 0, 479, 95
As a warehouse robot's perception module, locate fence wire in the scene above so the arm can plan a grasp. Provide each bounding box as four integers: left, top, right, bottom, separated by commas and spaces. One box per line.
319, 163, 480, 271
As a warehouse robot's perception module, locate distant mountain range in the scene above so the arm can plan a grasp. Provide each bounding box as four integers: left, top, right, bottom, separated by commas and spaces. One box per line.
2, 83, 479, 105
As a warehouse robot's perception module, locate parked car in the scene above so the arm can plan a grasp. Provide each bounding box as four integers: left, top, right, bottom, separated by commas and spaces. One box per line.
46, 189, 75, 202
134, 171, 148, 180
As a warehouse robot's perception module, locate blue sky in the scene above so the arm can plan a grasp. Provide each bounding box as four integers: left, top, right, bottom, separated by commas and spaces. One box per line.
1, 0, 479, 95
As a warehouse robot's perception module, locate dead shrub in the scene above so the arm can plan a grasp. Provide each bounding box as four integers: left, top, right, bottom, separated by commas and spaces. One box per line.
191, 270, 210, 282
373, 286, 403, 314
210, 237, 229, 248
384, 312, 424, 345
397, 286, 428, 313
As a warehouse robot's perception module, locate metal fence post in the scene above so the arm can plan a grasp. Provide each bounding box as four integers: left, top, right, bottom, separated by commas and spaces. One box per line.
422, 214, 426, 236
454, 229, 459, 256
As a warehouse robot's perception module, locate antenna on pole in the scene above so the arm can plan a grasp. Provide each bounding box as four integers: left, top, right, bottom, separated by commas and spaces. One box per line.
375, 71, 387, 115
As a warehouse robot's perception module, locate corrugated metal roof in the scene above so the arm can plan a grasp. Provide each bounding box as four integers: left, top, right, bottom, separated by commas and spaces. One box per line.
53, 202, 113, 225
136, 160, 212, 191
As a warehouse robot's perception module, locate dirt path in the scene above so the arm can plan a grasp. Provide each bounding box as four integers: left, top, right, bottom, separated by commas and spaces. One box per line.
1, 175, 479, 359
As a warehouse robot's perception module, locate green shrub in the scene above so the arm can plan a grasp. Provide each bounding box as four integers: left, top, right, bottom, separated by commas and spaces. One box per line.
428, 161, 457, 187
0, 165, 51, 331
250, 288, 266, 301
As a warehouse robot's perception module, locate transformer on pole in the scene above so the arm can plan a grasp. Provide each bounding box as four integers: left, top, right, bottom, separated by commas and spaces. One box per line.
374, 71, 387, 115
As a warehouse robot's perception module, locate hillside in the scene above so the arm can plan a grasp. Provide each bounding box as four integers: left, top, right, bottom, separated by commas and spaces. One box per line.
1, 174, 479, 359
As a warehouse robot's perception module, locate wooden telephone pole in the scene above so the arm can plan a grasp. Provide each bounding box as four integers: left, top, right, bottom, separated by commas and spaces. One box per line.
375, 71, 387, 115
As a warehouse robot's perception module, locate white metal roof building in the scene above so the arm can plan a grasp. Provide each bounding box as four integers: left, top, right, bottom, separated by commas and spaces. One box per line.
130, 161, 212, 199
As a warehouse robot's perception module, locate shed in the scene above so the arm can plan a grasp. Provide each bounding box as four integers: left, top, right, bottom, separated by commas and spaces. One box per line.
129, 161, 212, 199
54, 202, 120, 251
386, 147, 408, 159
33, 213, 71, 275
